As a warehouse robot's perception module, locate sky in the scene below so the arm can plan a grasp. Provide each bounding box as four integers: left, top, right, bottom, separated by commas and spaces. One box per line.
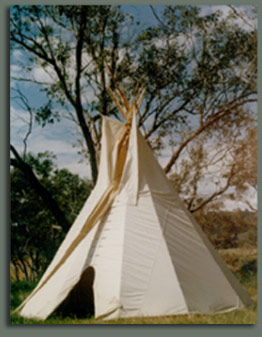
10, 5, 257, 211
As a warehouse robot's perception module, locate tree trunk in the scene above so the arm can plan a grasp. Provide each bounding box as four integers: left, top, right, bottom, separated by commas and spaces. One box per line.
12, 262, 20, 281
75, 6, 98, 184
18, 258, 29, 281
10, 145, 71, 232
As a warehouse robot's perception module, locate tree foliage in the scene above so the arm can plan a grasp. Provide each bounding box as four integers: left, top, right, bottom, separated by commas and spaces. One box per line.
193, 207, 257, 249
10, 5, 257, 211
11, 152, 92, 281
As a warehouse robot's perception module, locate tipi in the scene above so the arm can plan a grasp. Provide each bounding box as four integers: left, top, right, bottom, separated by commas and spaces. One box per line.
15, 86, 253, 321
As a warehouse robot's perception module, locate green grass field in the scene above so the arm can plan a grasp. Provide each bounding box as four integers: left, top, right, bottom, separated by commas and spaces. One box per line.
10, 248, 257, 325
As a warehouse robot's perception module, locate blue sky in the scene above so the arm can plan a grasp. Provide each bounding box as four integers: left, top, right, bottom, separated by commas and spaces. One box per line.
10, 5, 257, 210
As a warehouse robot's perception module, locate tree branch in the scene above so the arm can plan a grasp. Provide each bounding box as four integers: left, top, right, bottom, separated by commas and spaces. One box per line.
164, 98, 257, 174
10, 145, 71, 232
144, 97, 192, 140
228, 5, 255, 30
190, 164, 235, 213
74, 6, 98, 183
12, 86, 33, 158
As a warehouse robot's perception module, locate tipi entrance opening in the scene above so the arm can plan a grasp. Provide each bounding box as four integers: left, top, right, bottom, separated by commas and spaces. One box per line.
55, 266, 95, 318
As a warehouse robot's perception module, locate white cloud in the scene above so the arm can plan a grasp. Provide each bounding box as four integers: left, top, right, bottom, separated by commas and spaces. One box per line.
199, 5, 256, 32
58, 159, 91, 180
11, 49, 24, 61
223, 191, 257, 211
11, 62, 56, 88
10, 64, 26, 80
211, 5, 232, 18
31, 65, 56, 84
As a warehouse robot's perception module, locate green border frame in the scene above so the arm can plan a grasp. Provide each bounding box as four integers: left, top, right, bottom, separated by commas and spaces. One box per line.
1, 1, 261, 335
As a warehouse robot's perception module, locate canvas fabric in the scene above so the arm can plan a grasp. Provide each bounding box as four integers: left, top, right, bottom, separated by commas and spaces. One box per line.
17, 113, 253, 320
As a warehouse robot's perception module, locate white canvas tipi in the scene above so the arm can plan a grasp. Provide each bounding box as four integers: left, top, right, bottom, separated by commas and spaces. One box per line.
16, 87, 253, 321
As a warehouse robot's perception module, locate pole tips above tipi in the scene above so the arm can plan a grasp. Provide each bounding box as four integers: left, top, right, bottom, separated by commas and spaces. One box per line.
105, 63, 145, 122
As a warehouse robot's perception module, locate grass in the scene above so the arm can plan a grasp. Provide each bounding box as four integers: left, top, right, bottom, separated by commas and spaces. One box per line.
10, 308, 257, 325
10, 247, 257, 325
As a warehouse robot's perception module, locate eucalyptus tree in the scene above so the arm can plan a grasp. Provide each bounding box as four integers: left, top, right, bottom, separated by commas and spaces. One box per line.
10, 5, 257, 212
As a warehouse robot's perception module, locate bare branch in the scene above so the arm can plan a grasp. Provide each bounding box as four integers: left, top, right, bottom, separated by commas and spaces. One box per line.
190, 164, 236, 213
228, 5, 255, 30
144, 97, 192, 140
12, 86, 33, 158
11, 76, 52, 86
164, 98, 257, 174
244, 199, 257, 212
149, 6, 169, 30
